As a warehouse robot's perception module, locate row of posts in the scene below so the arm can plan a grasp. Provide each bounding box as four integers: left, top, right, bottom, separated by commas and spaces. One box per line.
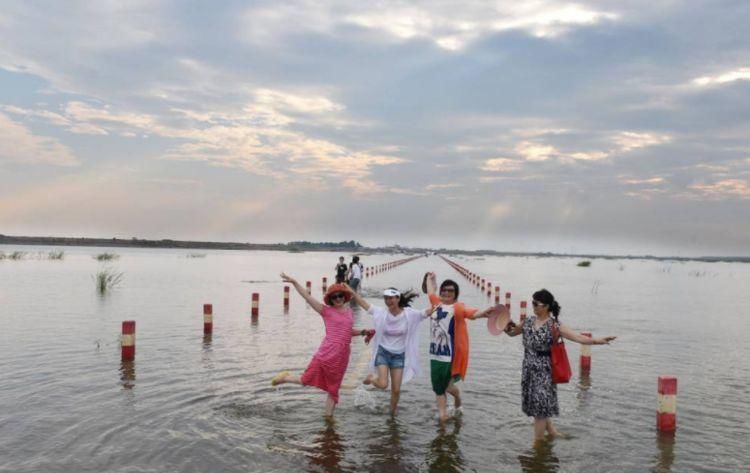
438, 254, 678, 433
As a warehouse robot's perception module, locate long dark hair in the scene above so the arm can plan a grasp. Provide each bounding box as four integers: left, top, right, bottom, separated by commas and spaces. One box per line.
387, 287, 419, 308
533, 289, 561, 320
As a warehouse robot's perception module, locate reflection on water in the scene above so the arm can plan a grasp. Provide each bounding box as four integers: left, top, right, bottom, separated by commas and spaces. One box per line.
653, 431, 675, 473
202, 333, 213, 350
306, 419, 351, 473
365, 417, 418, 473
119, 360, 135, 390
425, 417, 464, 473
518, 442, 560, 473
576, 372, 592, 406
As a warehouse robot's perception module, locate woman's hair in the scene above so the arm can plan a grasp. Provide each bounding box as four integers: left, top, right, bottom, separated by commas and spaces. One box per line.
387, 287, 419, 308
533, 289, 561, 320
439, 279, 460, 299
352, 255, 360, 263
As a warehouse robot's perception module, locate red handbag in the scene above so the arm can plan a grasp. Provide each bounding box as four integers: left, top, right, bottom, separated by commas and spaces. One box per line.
550, 323, 572, 384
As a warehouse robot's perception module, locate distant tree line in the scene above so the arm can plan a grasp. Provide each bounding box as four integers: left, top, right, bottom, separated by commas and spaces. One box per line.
287, 240, 362, 249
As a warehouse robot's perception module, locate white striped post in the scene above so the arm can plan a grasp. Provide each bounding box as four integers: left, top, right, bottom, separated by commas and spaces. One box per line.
505, 292, 511, 309
306, 281, 312, 295
203, 304, 213, 333
657, 376, 677, 432
580, 332, 592, 372
121, 321, 135, 361
251, 293, 259, 318
520, 300, 527, 322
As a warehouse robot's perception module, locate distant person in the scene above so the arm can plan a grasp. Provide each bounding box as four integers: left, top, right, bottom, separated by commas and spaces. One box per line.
504, 289, 616, 446
335, 256, 348, 284
271, 273, 371, 418
349, 288, 437, 414
425, 272, 506, 422
348, 255, 363, 292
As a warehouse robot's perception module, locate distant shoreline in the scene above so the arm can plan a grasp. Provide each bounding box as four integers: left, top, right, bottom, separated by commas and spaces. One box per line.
1, 234, 748, 263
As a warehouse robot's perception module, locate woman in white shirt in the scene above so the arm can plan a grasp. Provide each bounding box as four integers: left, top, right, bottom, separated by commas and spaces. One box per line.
349, 288, 436, 414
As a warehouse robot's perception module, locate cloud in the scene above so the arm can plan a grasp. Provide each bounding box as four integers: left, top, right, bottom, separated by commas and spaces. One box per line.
0, 112, 79, 166
692, 67, 750, 87
239, 1, 619, 51
690, 179, 750, 200
481, 157, 523, 172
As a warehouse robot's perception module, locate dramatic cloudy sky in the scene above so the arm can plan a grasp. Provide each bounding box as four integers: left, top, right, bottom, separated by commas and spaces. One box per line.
1, 1, 749, 256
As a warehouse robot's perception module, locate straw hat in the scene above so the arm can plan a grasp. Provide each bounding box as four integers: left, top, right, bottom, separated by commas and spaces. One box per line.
487, 309, 511, 336
324, 283, 353, 305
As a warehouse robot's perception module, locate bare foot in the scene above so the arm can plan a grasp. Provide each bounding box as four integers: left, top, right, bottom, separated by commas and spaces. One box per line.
271, 370, 290, 386
363, 374, 374, 385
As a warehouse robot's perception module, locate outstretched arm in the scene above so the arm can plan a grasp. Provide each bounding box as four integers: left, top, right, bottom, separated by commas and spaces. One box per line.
559, 324, 616, 345
349, 289, 371, 312
469, 304, 507, 319
280, 272, 324, 314
425, 272, 437, 295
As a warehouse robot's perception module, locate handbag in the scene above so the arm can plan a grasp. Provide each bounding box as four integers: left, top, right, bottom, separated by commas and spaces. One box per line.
550, 322, 572, 384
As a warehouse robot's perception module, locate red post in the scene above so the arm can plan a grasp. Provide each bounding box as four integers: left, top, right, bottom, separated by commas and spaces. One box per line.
306, 281, 312, 295
657, 376, 678, 432
322, 277, 328, 293
121, 320, 135, 361
203, 304, 213, 333
283, 285, 290, 309
580, 332, 592, 372
495, 286, 500, 304
505, 292, 511, 309
251, 293, 259, 318
486, 282, 492, 297
520, 300, 527, 322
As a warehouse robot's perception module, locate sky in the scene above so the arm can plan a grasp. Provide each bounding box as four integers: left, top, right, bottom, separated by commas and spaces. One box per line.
0, 1, 749, 257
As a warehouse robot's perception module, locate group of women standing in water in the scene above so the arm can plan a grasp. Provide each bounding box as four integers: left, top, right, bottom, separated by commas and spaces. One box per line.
271, 269, 616, 445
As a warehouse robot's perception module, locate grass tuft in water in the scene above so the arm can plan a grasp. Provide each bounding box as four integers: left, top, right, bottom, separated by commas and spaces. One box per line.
94, 252, 120, 261
94, 268, 124, 294
8, 251, 27, 260
48, 251, 65, 260
186, 253, 206, 258
577, 260, 591, 267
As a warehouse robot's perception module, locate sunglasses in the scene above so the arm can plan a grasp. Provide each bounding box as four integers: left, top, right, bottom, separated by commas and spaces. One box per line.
531, 301, 546, 307
331, 293, 346, 300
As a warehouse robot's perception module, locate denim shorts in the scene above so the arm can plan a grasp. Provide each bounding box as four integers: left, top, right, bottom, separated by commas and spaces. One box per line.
375, 345, 405, 369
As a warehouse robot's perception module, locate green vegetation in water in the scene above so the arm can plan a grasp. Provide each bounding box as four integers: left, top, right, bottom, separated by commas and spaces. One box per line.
94, 269, 124, 294
577, 260, 592, 267
95, 253, 120, 261
8, 251, 27, 260
48, 251, 65, 260
186, 253, 206, 258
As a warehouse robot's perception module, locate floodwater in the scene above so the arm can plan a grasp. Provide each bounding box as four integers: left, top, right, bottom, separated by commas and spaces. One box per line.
0, 246, 748, 472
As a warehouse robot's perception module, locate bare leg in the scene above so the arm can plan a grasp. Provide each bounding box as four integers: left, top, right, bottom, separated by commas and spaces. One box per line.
389, 368, 403, 414
324, 395, 336, 417
533, 417, 547, 445
365, 365, 390, 389
436, 394, 449, 422
446, 382, 462, 410
545, 418, 558, 438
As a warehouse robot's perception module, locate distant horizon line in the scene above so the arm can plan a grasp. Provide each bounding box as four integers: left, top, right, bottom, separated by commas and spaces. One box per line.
1, 233, 748, 264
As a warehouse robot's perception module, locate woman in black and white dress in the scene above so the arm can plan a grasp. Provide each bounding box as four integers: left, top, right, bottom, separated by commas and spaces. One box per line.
505, 289, 616, 446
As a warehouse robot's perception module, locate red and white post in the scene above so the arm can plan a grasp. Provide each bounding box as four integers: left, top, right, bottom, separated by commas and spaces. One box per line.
505, 292, 511, 309
306, 281, 312, 295
251, 293, 259, 318
322, 277, 328, 293
520, 300, 527, 322
203, 304, 213, 333
580, 332, 592, 372
495, 286, 501, 304
657, 376, 678, 432
121, 320, 135, 361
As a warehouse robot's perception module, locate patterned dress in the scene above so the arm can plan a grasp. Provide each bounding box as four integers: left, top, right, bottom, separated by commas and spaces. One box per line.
521, 316, 559, 418
300, 305, 353, 403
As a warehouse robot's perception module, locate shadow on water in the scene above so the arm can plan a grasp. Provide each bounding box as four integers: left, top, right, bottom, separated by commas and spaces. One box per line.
517, 441, 560, 473
306, 419, 352, 473
119, 360, 135, 390
425, 417, 465, 473
576, 371, 592, 405
652, 431, 675, 473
